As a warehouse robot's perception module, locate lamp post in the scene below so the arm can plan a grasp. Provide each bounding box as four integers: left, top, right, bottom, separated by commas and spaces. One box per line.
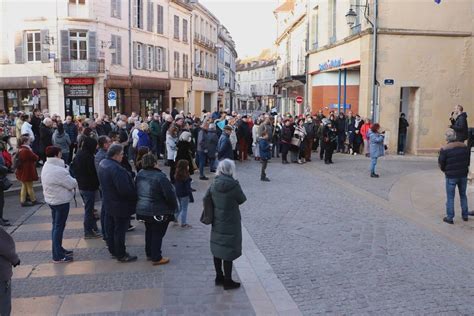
346, 0, 378, 123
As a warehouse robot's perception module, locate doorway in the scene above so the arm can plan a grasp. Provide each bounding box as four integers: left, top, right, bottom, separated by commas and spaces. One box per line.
399, 87, 420, 154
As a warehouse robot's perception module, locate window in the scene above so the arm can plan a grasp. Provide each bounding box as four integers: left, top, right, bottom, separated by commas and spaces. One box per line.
182, 19, 188, 43
133, 0, 143, 29
329, 0, 337, 43
147, 45, 153, 70
26, 31, 41, 62
205, 21, 208, 40
111, 35, 122, 65
69, 0, 86, 3
157, 5, 164, 34
311, 8, 319, 49
137, 43, 143, 68
111, 0, 121, 18
155, 47, 166, 71
147, 1, 154, 32
174, 51, 180, 78
183, 54, 188, 78
69, 31, 87, 60
173, 15, 179, 40
194, 15, 199, 37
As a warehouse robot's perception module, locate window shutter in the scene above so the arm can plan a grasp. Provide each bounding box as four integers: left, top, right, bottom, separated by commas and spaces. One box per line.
133, 0, 137, 27
40, 29, 49, 63
14, 31, 25, 64
147, 1, 151, 32
88, 31, 97, 61
139, 0, 143, 29
163, 47, 167, 71
133, 42, 137, 69
116, 36, 122, 65
117, 0, 121, 18
111, 0, 116, 17
154, 46, 159, 71
111, 35, 116, 64
60, 30, 70, 61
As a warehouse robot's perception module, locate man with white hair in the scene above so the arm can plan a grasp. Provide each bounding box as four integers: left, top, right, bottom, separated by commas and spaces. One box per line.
438, 128, 470, 224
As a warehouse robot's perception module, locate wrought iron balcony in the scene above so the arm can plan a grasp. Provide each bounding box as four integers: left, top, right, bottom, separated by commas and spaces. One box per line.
54, 59, 105, 74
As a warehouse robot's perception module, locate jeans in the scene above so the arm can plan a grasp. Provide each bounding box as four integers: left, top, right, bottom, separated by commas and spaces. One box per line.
50, 203, 70, 260
261, 160, 268, 179
80, 190, 96, 235
20, 181, 35, 203
176, 196, 190, 225
99, 189, 107, 240
168, 160, 176, 183
152, 135, 161, 156
370, 157, 378, 174
61, 152, 69, 165
145, 219, 170, 261
197, 151, 207, 177
0, 280, 11, 316
398, 133, 407, 153
106, 215, 129, 259
445, 177, 469, 220
208, 155, 217, 172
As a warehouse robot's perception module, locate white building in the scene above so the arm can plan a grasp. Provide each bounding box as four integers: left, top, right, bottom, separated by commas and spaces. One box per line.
217, 25, 237, 112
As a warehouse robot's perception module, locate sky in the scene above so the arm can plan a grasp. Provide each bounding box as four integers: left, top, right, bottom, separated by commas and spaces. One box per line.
200, 0, 278, 60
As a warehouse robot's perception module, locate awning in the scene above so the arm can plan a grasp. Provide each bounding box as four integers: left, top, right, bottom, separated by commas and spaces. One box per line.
104, 75, 132, 89
0, 76, 47, 89
309, 60, 361, 75
131, 76, 171, 90
274, 75, 306, 88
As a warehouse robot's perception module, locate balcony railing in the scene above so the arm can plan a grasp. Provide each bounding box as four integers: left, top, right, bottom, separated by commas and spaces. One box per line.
55, 59, 105, 74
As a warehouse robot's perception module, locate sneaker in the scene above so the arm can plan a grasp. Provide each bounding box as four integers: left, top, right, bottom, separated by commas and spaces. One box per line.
152, 257, 170, 265
199, 176, 209, 180
370, 173, 379, 178
117, 254, 138, 263
64, 249, 74, 256
84, 231, 102, 239
127, 225, 135, 232
443, 217, 454, 224
223, 279, 241, 290
53, 256, 74, 263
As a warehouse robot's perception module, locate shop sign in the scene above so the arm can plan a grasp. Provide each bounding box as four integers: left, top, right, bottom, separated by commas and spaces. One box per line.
64, 78, 95, 85
64, 85, 93, 97
329, 103, 352, 109
319, 59, 343, 72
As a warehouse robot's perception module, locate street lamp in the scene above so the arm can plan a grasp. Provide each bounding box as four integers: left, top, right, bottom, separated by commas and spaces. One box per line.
345, 1, 378, 122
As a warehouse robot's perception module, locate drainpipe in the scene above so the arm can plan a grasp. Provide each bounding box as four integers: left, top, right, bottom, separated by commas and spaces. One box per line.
370, 0, 378, 122
128, 0, 132, 78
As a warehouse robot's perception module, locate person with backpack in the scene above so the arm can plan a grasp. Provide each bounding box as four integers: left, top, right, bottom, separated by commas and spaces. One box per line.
15, 135, 39, 207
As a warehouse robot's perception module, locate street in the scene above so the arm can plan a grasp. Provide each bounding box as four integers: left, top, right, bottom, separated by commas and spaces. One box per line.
7, 154, 474, 315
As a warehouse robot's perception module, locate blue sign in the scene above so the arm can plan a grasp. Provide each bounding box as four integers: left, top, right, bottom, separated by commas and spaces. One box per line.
319, 59, 343, 72
107, 91, 117, 100
384, 79, 395, 85
329, 104, 351, 109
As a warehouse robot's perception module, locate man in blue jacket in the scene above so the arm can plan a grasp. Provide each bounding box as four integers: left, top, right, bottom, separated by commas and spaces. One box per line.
98, 144, 138, 262
438, 128, 470, 224
217, 126, 234, 161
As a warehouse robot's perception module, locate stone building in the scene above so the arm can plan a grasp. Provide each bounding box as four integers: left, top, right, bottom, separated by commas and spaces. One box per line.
217, 25, 237, 112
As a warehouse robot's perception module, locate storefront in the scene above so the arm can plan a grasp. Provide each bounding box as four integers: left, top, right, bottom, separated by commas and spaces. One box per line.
64, 78, 95, 118
104, 75, 132, 116
131, 76, 170, 118
0, 76, 48, 114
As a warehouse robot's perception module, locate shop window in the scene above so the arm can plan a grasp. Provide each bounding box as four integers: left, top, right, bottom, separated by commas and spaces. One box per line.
26, 31, 41, 62
69, 31, 88, 60
174, 15, 180, 40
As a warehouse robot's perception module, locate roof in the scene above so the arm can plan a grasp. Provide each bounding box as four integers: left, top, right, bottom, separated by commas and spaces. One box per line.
236, 59, 277, 72
238, 48, 277, 65
274, 0, 295, 13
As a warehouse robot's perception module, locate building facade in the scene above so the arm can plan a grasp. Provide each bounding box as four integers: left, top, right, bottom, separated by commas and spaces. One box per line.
274, 0, 308, 116
217, 25, 237, 112
190, 2, 218, 115
0, 0, 234, 119
306, 0, 473, 154
236, 58, 277, 112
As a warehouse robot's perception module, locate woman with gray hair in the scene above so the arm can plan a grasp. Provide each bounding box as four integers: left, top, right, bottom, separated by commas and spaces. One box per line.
206, 159, 247, 290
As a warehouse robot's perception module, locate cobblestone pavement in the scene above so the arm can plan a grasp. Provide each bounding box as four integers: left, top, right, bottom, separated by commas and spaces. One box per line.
7, 153, 474, 315
237, 154, 474, 315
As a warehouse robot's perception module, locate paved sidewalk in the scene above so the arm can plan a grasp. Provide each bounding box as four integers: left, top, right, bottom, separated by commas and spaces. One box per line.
8, 171, 300, 315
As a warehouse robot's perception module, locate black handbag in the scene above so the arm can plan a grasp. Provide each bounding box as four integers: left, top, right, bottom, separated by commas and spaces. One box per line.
200, 187, 214, 225
0, 176, 12, 191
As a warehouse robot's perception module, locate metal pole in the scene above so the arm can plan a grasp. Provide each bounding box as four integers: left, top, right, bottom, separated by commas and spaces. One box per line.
371, 0, 378, 122
343, 68, 347, 113
128, 0, 132, 78
337, 69, 341, 113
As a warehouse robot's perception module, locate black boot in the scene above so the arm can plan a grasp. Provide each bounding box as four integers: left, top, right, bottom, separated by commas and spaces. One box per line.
215, 275, 224, 286
223, 279, 241, 290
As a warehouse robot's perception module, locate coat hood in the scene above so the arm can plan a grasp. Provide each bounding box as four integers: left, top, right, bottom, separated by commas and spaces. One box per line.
213, 175, 238, 193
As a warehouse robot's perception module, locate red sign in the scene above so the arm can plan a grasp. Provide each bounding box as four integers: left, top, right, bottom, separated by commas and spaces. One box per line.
296, 96, 304, 104
64, 78, 95, 85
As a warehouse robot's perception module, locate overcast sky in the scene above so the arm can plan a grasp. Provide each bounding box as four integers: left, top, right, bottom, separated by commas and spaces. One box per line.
200, 0, 278, 59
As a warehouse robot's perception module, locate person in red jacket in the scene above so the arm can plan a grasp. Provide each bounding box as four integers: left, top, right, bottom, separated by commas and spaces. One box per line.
15, 135, 39, 207
360, 118, 372, 157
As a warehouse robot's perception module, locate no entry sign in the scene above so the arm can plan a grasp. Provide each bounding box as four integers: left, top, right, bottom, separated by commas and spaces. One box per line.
296, 96, 304, 104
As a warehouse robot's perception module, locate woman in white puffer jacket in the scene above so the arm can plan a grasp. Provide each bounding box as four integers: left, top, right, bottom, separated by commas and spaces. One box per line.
41, 146, 78, 263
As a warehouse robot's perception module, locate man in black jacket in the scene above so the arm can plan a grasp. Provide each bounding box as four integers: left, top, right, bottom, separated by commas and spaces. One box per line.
398, 113, 409, 155
438, 128, 470, 224
450, 105, 468, 142
98, 144, 137, 262
71, 137, 102, 239
0, 227, 20, 316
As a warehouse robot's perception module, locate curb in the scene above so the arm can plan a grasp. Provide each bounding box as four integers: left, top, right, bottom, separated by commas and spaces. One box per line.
5, 184, 43, 198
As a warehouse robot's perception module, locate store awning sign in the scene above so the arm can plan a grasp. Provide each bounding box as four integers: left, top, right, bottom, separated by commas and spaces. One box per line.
319, 59, 343, 72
